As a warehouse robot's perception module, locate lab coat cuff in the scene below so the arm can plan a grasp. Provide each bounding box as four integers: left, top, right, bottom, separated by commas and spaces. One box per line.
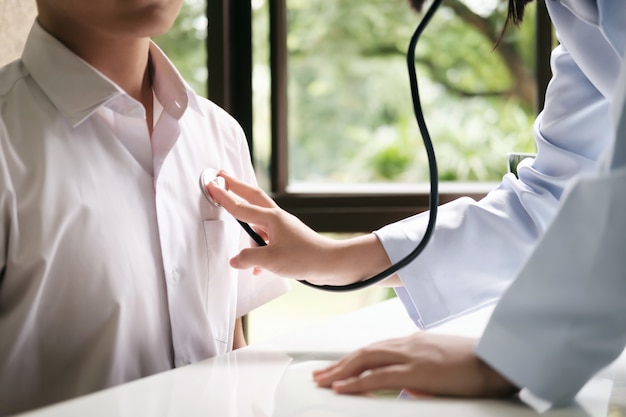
475, 320, 558, 412
394, 287, 426, 329
518, 389, 554, 413
373, 222, 444, 327
375, 223, 499, 329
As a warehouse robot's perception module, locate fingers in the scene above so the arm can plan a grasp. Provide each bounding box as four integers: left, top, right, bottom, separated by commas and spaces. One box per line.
230, 245, 277, 272
313, 347, 405, 389
206, 180, 272, 228
205, 172, 289, 273
229, 246, 263, 270
313, 351, 415, 395
217, 171, 277, 208
312, 334, 513, 399
329, 365, 411, 395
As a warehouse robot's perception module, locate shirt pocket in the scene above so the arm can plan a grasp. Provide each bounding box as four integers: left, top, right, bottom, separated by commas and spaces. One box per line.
202, 219, 239, 355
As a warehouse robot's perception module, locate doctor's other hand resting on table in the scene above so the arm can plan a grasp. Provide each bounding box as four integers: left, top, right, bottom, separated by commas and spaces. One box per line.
312, 333, 517, 399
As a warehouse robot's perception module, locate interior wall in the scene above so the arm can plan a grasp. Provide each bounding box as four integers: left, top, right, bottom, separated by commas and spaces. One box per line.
0, 0, 37, 67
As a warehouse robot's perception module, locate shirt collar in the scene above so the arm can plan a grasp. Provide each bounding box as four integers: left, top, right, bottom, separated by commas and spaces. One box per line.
21, 21, 201, 127
149, 41, 202, 120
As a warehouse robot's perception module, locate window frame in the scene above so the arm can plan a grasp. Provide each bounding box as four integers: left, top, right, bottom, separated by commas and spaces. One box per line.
207, 0, 553, 233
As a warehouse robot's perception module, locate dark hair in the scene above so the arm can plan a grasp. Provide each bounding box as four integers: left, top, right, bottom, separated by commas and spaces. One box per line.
407, 0, 427, 12
408, 0, 533, 20
507, 0, 534, 26
496, 0, 534, 46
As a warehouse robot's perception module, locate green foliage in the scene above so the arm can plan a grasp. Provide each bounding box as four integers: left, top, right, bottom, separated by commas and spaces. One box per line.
156, 0, 538, 184
264, 0, 537, 184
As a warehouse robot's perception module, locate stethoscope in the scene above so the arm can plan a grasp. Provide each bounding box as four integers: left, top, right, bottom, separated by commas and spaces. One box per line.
200, 0, 442, 292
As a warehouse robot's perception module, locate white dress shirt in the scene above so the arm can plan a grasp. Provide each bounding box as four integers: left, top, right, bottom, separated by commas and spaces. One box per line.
475, 38, 626, 408
375, 0, 626, 328
0, 22, 288, 415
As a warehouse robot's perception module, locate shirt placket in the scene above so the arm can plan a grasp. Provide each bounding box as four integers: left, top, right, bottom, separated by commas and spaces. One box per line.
151, 109, 194, 367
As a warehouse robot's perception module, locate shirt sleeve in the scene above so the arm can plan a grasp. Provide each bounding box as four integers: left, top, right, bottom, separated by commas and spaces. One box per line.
375, 21, 621, 328
474, 47, 626, 408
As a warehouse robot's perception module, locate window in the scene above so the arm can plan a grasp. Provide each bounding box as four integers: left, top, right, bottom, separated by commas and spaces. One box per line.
209, 0, 553, 233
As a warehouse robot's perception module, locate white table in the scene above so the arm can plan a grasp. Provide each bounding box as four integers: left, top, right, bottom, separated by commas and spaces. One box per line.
14, 298, 626, 417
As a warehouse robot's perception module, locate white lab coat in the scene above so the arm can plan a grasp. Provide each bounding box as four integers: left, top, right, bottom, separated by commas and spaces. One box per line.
374, 0, 626, 328
474, 42, 626, 407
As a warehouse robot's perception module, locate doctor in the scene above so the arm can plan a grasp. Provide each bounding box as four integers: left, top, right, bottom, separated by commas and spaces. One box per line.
207, 0, 626, 408
211, 0, 626, 332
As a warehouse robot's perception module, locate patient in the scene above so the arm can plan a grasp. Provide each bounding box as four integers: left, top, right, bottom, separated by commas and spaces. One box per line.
0, 0, 287, 415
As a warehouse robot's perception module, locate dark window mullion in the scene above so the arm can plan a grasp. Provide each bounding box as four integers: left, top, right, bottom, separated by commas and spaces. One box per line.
535, 0, 553, 114
269, 0, 289, 194
207, 1, 229, 109
208, 1, 254, 157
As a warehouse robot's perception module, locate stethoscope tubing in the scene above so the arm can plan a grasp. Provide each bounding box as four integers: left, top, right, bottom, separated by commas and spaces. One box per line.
203, 0, 442, 292
297, 0, 442, 292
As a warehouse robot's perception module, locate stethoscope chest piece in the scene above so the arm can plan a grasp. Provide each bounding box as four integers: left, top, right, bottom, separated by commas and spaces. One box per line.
199, 168, 226, 207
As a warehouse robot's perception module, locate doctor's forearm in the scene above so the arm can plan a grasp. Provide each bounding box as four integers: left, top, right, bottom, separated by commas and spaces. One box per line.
329, 234, 401, 287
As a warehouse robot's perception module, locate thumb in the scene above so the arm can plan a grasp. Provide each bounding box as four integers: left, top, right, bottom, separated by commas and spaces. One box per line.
229, 246, 270, 271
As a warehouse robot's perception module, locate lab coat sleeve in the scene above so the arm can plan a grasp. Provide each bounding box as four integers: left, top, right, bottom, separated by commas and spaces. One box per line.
474, 167, 626, 408
474, 50, 626, 408
375, 2, 625, 328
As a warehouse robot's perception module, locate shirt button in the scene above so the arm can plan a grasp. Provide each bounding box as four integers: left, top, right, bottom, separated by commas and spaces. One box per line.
170, 269, 181, 286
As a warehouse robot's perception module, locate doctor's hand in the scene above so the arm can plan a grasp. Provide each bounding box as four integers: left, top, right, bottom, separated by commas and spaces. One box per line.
207, 171, 395, 286
313, 332, 518, 398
